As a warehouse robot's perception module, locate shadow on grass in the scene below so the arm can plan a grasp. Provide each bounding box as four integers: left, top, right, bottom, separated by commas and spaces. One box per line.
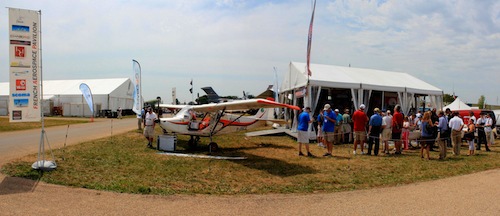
166, 140, 315, 177
174, 140, 293, 155
222, 143, 294, 152
230, 152, 317, 177
333, 155, 351, 160
0, 170, 43, 195
444, 156, 465, 161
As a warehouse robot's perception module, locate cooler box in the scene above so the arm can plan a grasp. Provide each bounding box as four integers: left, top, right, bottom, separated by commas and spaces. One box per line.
157, 135, 177, 152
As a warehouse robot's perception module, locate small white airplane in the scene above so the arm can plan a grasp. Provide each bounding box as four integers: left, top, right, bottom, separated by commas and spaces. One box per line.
158, 98, 300, 152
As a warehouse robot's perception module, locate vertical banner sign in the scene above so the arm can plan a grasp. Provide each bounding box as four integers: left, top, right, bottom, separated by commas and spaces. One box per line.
132, 60, 142, 115
9, 8, 41, 122
79, 83, 94, 114
306, 0, 317, 77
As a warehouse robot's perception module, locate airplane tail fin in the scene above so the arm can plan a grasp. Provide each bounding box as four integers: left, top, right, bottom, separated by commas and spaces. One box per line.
201, 87, 220, 103
253, 108, 270, 120
255, 85, 276, 101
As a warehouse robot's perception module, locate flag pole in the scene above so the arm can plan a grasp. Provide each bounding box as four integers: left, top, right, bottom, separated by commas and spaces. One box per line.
190, 79, 194, 104
32, 9, 56, 171
305, 0, 316, 109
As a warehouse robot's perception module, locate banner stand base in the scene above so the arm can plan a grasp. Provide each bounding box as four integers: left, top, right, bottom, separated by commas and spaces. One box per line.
32, 160, 57, 171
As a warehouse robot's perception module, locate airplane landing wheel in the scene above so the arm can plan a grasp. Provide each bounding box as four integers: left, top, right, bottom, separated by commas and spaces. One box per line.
208, 142, 218, 152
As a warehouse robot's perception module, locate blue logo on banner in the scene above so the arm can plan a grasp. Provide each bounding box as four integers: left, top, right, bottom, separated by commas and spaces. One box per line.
12, 25, 29, 32
11, 93, 31, 97
14, 99, 29, 107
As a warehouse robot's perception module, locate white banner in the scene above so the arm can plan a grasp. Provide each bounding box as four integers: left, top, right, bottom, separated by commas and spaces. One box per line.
132, 60, 142, 115
79, 83, 94, 114
9, 8, 41, 122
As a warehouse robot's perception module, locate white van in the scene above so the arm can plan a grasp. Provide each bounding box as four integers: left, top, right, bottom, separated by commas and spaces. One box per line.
493, 110, 500, 138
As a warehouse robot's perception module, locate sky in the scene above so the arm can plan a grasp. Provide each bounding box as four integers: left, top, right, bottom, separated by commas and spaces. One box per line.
1, 0, 499, 105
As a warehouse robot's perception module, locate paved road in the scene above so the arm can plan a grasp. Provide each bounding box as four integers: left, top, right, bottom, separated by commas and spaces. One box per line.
0, 119, 499, 215
0, 118, 138, 164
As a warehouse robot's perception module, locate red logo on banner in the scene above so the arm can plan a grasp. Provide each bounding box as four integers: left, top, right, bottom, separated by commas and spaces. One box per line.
15, 46, 25, 58
16, 79, 27, 90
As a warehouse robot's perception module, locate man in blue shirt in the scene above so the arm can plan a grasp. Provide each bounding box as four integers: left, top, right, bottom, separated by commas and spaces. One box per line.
322, 104, 336, 157
437, 111, 449, 159
367, 108, 383, 155
334, 109, 343, 144
297, 107, 313, 157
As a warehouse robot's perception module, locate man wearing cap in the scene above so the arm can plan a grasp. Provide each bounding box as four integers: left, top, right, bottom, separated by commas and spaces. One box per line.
297, 107, 314, 157
334, 108, 343, 145
367, 108, 383, 156
143, 107, 157, 148
352, 104, 369, 155
321, 104, 336, 157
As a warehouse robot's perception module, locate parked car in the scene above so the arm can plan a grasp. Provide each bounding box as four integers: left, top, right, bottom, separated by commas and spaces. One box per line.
452, 109, 496, 139
455, 109, 496, 125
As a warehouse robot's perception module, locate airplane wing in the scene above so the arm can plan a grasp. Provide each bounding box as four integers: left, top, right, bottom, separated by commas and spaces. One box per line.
189, 99, 300, 112
159, 104, 189, 109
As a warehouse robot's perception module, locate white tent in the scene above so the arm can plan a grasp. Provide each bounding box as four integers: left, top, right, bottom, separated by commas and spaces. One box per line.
280, 62, 443, 116
0, 78, 133, 117
0, 82, 8, 115
443, 97, 471, 111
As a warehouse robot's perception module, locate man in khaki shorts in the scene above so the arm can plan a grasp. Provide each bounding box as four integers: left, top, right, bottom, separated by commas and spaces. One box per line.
381, 110, 392, 154
352, 104, 369, 155
143, 107, 157, 148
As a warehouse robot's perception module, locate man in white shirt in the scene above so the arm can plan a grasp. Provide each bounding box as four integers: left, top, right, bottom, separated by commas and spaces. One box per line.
381, 110, 392, 154
143, 107, 157, 148
484, 114, 493, 152
448, 111, 464, 156
414, 113, 422, 128
469, 111, 477, 126
475, 113, 489, 151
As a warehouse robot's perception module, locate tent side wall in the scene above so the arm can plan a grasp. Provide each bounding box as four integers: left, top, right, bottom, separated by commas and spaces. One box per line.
108, 79, 134, 112
0, 96, 8, 116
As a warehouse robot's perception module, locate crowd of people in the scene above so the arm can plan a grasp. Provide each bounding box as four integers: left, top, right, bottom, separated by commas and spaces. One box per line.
296, 104, 496, 159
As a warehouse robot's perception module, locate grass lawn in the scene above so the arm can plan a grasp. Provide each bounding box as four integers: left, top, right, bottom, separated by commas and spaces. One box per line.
0, 117, 89, 132
2, 127, 499, 195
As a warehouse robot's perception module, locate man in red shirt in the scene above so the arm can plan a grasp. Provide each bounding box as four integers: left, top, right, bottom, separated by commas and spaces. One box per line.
352, 104, 369, 155
392, 105, 404, 154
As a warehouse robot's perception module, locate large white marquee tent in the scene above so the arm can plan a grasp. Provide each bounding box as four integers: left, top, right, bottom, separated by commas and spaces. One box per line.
280, 62, 444, 116
0, 78, 134, 117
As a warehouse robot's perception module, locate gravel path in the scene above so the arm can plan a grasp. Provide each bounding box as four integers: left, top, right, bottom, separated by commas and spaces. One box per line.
0, 118, 498, 215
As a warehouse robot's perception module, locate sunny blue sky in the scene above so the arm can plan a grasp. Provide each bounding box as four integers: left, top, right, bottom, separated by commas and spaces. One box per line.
1, 0, 499, 105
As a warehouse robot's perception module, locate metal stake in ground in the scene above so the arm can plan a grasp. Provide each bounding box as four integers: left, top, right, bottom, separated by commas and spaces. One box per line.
62, 125, 70, 161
